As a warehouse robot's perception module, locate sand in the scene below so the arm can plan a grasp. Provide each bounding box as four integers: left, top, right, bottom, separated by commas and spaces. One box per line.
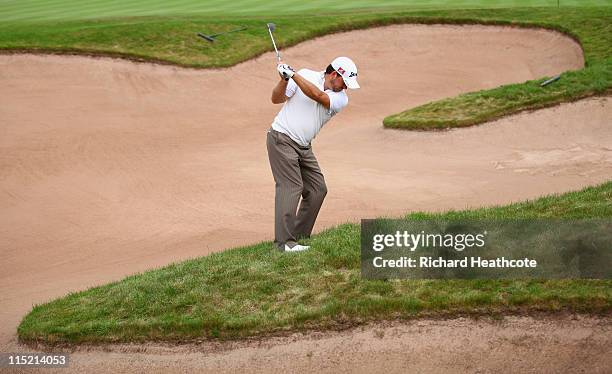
1, 24, 610, 372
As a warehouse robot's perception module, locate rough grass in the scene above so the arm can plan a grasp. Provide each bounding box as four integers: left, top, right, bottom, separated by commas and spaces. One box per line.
0, 8, 609, 67
384, 61, 612, 129
381, 7, 612, 129
18, 182, 612, 345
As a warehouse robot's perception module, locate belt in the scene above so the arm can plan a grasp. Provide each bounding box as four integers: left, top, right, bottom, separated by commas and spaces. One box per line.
297, 143, 311, 150
269, 128, 311, 150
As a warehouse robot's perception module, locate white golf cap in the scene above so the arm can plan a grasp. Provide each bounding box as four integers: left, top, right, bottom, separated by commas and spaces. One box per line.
331, 56, 359, 89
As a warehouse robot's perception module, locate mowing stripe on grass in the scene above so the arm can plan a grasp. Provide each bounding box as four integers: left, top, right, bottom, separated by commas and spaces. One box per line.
1, 1, 611, 23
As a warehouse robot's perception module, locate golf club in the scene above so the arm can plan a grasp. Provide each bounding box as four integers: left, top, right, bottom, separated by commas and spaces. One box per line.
267, 23, 290, 81
266, 23, 281, 62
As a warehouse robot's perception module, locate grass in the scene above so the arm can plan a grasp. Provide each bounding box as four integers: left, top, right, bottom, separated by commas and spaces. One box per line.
383, 61, 611, 129
1, 1, 610, 23
381, 7, 612, 129
0, 7, 610, 67
0, 6, 610, 128
18, 181, 612, 345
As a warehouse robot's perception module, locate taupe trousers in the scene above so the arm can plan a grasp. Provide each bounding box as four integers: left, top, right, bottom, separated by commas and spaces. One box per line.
266, 128, 327, 250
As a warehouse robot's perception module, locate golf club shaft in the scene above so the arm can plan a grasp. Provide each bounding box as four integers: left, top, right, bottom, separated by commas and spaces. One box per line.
267, 28, 281, 62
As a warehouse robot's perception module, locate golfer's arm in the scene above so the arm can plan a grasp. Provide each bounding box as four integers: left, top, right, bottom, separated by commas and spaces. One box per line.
291, 74, 330, 109
271, 78, 288, 104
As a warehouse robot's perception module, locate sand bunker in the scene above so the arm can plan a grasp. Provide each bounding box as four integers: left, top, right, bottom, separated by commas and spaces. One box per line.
0, 24, 610, 370
45, 315, 612, 374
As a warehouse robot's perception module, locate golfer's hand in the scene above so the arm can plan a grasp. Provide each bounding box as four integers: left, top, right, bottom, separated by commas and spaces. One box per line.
277, 63, 295, 80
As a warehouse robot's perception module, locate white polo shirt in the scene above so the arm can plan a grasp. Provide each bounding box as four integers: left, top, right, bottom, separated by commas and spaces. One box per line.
271, 68, 348, 147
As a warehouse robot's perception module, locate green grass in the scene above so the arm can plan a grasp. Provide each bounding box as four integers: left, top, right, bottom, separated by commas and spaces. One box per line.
384, 61, 612, 129
1, 1, 610, 23
381, 7, 612, 129
18, 182, 612, 345
0, 7, 610, 67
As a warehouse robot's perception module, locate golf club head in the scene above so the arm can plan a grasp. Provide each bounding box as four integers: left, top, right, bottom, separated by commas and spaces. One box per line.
267, 23, 276, 32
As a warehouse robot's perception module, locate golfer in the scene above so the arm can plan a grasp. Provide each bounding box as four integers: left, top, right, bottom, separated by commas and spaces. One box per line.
267, 57, 360, 252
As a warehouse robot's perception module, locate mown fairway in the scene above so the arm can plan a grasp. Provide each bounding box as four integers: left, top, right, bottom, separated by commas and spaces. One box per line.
1, 0, 610, 22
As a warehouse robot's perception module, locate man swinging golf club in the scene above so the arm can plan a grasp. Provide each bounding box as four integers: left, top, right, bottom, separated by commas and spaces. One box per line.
267, 56, 359, 252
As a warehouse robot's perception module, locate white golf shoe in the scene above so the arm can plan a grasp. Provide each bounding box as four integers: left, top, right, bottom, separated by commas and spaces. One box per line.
284, 244, 310, 252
